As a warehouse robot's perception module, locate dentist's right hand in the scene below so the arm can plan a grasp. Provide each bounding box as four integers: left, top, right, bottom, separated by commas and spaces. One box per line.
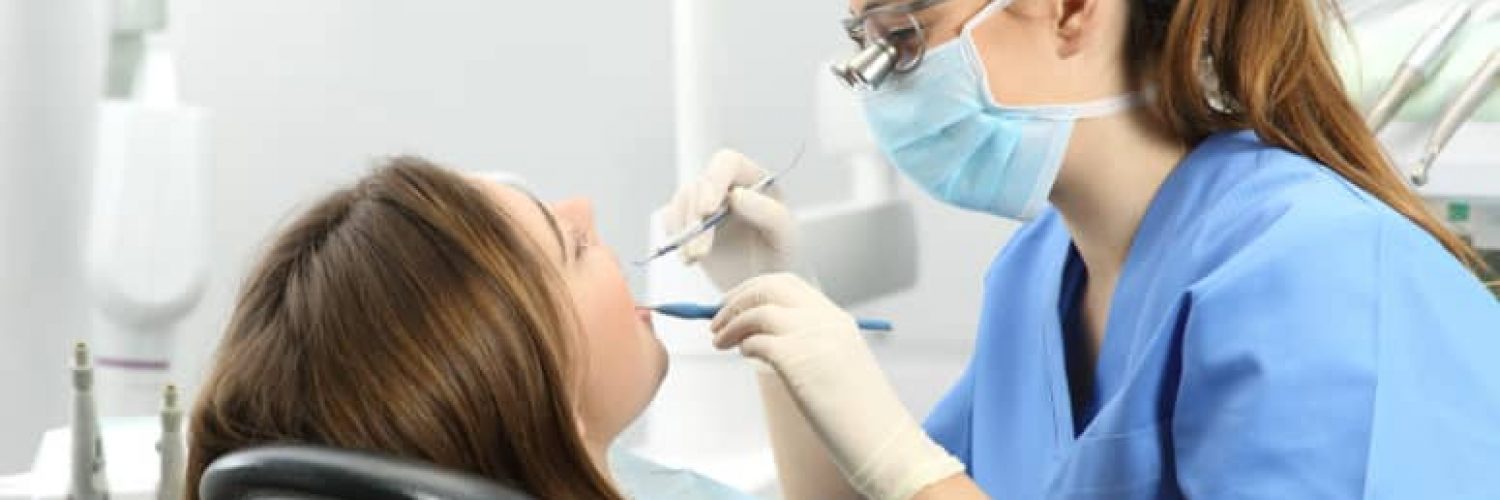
662, 149, 799, 290
710, 273, 970, 500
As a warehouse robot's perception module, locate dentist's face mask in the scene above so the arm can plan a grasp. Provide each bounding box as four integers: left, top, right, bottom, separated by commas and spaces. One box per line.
850, 0, 1140, 220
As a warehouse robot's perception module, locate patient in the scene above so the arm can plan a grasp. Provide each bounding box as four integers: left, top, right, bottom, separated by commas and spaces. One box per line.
184, 158, 742, 499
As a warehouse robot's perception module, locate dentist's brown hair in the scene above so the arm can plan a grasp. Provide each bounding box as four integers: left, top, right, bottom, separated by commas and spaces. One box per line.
1130, 0, 1489, 277
184, 158, 622, 499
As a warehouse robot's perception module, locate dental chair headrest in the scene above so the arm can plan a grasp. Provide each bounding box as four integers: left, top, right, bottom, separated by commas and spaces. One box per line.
199, 445, 535, 500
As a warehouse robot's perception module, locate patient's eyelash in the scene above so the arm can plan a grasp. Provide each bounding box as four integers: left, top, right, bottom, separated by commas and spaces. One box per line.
572, 228, 590, 259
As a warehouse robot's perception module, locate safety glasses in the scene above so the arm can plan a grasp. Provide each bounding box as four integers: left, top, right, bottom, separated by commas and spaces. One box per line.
830, 0, 955, 91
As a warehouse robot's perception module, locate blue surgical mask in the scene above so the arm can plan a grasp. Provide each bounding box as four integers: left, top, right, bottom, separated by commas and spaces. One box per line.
859, 1, 1141, 220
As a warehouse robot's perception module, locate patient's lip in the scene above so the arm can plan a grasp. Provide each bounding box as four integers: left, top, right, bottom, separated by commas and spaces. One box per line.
635, 306, 655, 329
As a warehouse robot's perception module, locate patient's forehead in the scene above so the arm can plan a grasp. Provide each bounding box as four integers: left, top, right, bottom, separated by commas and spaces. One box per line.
467, 176, 565, 265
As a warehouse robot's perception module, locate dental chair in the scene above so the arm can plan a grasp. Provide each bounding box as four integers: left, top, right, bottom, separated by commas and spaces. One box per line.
199, 445, 536, 500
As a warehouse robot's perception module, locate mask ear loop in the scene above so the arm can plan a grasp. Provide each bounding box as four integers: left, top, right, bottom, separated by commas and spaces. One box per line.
961, 0, 1021, 108
961, 0, 1015, 34
961, 0, 1146, 117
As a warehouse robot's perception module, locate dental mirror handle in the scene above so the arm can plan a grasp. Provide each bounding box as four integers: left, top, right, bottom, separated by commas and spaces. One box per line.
1367, 2, 1475, 133
1412, 49, 1500, 186
651, 302, 894, 332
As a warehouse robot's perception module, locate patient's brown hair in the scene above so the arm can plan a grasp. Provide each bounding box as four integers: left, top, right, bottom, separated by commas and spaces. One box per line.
184, 158, 622, 499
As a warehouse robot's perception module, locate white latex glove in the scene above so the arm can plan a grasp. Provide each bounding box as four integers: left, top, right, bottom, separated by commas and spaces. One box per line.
662, 149, 798, 291
710, 273, 966, 500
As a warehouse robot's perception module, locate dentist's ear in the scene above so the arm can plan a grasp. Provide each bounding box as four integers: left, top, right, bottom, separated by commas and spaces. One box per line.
1055, 0, 1099, 58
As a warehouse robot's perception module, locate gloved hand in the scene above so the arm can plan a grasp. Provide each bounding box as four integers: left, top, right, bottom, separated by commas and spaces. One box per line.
661, 149, 798, 291
710, 273, 966, 500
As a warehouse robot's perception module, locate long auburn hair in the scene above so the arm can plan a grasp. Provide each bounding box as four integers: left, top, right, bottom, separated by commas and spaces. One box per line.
184, 159, 623, 499
1128, 0, 1490, 279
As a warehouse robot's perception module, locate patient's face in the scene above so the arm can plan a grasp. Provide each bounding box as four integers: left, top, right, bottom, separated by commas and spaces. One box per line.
473, 179, 668, 445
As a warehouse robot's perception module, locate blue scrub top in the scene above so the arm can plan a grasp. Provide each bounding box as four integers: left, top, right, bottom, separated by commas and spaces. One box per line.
924, 130, 1500, 499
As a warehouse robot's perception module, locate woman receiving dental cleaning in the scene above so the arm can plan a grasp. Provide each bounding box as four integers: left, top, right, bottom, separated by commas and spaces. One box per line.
664, 0, 1500, 499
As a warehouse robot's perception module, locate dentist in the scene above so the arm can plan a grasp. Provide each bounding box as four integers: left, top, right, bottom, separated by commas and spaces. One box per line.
663, 0, 1500, 499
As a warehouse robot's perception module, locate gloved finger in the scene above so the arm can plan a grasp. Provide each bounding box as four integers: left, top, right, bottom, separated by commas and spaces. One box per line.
695, 150, 770, 219
737, 335, 787, 366
728, 187, 793, 246
707, 149, 771, 192
683, 226, 716, 264
713, 273, 806, 330
712, 305, 795, 350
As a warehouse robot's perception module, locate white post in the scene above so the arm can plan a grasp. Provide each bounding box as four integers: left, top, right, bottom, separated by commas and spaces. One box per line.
157, 385, 184, 500
71, 344, 110, 500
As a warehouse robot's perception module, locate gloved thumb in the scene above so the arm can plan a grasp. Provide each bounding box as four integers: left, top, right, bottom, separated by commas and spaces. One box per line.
729, 187, 793, 249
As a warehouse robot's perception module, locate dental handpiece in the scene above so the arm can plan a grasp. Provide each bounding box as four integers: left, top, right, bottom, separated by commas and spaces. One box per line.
1412, 48, 1500, 186
1366, 1, 1475, 133
650, 302, 894, 332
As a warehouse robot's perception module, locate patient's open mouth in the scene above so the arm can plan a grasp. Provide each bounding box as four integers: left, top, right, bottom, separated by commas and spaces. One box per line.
635, 306, 655, 330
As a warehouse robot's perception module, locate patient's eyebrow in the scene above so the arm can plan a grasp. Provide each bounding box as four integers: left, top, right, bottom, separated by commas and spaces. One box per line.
527, 194, 568, 264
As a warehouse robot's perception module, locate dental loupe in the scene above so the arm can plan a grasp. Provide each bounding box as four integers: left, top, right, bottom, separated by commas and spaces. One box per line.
829, 0, 953, 91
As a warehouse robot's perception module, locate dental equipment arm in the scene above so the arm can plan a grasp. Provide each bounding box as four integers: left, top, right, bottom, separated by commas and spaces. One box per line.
106, 0, 167, 99
1365, 2, 1474, 133
1412, 48, 1500, 186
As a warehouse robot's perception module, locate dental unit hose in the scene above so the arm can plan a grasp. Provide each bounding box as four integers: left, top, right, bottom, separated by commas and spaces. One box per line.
1412, 48, 1500, 186
1365, 2, 1475, 133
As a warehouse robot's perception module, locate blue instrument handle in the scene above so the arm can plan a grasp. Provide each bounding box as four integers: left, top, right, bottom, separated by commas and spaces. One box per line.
650, 302, 893, 332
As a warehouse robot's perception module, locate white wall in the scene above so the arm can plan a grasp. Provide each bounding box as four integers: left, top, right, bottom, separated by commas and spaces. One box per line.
0, 0, 106, 472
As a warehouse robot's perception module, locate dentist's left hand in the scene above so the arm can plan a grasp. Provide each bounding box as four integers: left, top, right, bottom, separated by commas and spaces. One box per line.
710, 273, 965, 500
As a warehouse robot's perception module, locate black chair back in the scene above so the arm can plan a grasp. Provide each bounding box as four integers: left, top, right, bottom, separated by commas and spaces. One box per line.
200, 445, 535, 500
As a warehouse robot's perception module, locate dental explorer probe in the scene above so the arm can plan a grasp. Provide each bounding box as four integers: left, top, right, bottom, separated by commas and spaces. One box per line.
71, 342, 110, 500
1365, 1, 1476, 133
649, 302, 894, 332
1411, 48, 1500, 186
635, 143, 809, 266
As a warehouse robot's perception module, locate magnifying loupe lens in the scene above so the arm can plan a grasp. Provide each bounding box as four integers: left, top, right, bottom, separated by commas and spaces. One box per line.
833, 10, 927, 90
832, 42, 898, 90
862, 10, 925, 71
